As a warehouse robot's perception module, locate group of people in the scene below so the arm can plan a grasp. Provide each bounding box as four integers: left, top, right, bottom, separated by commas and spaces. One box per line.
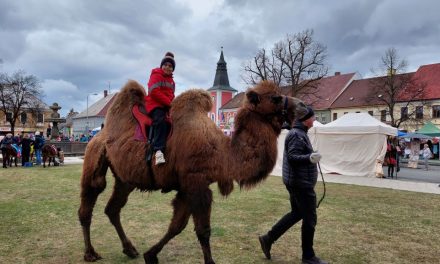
386, 139, 434, 175
0, 131, 46, 167
142, 52, 327, 263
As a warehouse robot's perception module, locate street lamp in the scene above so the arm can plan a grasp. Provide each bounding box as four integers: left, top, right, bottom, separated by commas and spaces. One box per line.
86, 93, 98, 134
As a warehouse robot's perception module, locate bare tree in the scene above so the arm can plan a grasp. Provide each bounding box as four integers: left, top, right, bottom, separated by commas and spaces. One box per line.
367, 48, 427, 128
242, 29, 328, 98
0, 70, 44, 134
242, 48, 285, 86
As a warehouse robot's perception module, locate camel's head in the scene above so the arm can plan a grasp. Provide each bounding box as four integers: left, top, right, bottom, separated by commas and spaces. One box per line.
244, 81, 308, 129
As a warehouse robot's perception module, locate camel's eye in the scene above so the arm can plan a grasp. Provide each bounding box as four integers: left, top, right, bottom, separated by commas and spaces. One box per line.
271, 95, 282, 104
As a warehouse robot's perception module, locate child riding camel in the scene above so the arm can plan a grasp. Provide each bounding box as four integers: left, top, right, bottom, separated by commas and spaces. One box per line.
145, 52, 176, 165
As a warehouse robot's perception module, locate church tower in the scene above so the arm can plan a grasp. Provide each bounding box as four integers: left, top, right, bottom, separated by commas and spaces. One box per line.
207, 47, 237, 125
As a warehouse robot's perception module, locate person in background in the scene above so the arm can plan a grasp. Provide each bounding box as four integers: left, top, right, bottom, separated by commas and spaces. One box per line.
144, 52, 176, 165
34, 131, 45, 165
19, 133, 32, 166
422, 144, 432, 171
386, 140, 397, 178
46, 124, 52, 139
258, 106, 328, 264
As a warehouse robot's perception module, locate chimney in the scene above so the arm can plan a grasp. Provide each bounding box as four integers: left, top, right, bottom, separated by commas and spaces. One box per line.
334, 72, 341, 76
104, 90, 108, 97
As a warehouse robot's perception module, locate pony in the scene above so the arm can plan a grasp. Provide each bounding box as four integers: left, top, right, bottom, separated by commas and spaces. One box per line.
1, 144, 18, 168
42, 144, 58, 168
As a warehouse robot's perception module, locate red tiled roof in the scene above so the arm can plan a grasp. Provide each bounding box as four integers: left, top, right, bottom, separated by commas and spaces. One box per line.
331, 77, 383, 108
412, 63, 440, 100
280, 73, 356, 110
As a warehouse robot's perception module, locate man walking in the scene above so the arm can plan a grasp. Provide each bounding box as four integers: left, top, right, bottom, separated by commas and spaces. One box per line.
258, 106, 328, 264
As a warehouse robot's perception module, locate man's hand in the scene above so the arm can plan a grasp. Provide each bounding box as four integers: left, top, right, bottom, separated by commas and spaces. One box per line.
309, 153, 322, 164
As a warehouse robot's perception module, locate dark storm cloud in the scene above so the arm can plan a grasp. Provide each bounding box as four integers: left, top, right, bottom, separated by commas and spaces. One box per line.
1, 0, 439, 116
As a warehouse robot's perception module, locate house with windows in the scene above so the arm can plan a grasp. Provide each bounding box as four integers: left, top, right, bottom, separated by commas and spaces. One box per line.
280, 72, 359, 124
0, 100, 51, 136
71, 90, 116, 136
330, 63, 440, 132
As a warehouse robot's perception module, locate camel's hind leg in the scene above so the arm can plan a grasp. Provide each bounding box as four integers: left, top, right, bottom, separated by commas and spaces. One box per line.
104, 177, 139, 258
78, 146, 109, 262
191, 188, 215, 264
144, 191, 192, 264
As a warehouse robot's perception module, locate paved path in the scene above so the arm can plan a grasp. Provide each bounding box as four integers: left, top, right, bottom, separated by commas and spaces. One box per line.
319, 173, 440, 194
63, 156, 84, 165
65, 157, 440, 195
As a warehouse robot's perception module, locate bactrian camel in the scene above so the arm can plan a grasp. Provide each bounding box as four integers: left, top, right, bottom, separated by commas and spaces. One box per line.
78, 80, 307, 263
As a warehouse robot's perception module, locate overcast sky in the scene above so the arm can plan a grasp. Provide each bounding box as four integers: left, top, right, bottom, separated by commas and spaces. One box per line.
1, 0, 439, 117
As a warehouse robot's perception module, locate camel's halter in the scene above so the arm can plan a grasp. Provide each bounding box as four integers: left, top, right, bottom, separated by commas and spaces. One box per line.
280, 96, 291, 129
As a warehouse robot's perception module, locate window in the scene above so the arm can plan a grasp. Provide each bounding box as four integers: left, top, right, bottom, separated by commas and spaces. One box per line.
416, 106, 423, 119
5, 112, 12, 122
321, 116, 326, 123
355, 111, 360, 113
20, 112, 27, 124
368, 111, 373, 116
380, 110, 386, 122
401, 107, 408, 120
433, 105, 440, 118
37, 113, 44, 123
333, 113, 337, 121
344, 112, 348, 115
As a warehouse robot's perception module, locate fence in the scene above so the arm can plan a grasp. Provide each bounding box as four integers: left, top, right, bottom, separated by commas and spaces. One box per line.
49, 141, 88, 156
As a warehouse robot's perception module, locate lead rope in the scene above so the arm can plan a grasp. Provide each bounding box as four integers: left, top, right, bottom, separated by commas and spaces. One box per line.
312, 123, 326, 208
316, 162, 326, 208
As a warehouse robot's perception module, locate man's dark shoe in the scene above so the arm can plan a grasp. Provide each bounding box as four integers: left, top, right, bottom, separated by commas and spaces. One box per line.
302, 256, 329, 264
258, 235, 272, 260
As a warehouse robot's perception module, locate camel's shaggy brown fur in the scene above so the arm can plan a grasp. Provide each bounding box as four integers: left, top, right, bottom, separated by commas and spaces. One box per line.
78, 80, 307, 264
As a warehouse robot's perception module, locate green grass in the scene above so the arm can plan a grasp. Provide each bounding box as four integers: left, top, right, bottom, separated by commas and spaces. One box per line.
1, 164, 439, 264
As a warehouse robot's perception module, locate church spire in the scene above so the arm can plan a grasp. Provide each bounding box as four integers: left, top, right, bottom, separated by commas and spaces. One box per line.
208, 47, 237, 92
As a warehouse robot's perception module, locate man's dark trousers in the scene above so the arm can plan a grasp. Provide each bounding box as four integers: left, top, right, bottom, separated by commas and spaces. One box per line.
266, 186, 317, 259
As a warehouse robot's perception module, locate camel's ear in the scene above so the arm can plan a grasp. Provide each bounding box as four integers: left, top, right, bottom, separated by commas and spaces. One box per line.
246, 91, 260, 106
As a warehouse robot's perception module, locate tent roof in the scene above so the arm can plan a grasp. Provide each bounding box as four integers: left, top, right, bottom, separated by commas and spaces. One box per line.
399, 132, 432, 139
417, 121, 440, 136
316, 113, 397, 136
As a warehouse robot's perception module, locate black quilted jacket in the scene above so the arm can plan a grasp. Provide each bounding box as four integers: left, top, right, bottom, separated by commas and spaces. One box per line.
282, 122, 318, 188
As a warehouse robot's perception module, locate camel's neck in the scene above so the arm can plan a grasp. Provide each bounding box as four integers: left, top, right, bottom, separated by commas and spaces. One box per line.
229, 109, 281, 187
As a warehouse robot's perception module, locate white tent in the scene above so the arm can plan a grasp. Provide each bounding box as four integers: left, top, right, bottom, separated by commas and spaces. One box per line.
272, 114, 397, 177
308, 113, 397, 176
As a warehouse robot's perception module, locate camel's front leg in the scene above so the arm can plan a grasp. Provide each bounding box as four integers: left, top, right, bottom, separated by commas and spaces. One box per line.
144, 191, 191, 264
191, 188, 215, 264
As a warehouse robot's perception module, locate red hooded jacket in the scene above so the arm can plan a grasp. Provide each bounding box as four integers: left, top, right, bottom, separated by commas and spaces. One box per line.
145, 68, 175, 113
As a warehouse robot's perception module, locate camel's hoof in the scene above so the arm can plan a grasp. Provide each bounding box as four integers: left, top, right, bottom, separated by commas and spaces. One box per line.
84, 249, 102, 262
123, 245, 139, 258
143, 252, 158, 264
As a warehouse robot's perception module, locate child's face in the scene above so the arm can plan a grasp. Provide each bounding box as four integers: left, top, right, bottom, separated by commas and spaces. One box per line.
161, 62, 173, 75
